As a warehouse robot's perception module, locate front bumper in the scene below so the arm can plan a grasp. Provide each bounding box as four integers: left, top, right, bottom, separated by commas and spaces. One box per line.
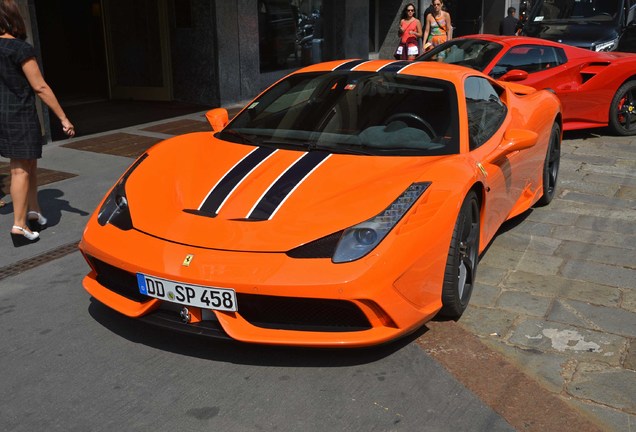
79, 222, 443, 347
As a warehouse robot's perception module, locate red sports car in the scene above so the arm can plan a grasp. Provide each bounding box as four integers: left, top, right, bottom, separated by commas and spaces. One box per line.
417, 35, 636, 135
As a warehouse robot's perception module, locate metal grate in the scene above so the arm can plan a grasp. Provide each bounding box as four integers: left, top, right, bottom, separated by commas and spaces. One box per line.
0, 241, 80, 281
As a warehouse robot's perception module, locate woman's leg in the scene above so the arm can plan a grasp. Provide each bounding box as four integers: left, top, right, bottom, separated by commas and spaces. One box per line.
27, 159, 41, 215
10, 158, 36, 233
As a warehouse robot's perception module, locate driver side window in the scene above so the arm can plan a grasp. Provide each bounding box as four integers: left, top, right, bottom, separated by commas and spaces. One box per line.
465, 77, 507, 150
490, 45, 567, 79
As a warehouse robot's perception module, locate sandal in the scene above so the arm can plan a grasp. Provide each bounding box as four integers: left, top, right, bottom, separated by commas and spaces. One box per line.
27, 211, 48, 230
11, 225, 40, 247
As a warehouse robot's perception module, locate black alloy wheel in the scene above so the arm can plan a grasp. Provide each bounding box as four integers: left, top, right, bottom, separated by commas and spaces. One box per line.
609, 80, 636, 136
439, 190, 480, 319
537, 122, 561, 206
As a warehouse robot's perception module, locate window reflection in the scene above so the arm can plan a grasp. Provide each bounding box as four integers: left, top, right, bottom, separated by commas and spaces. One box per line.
258, 0, 323, 72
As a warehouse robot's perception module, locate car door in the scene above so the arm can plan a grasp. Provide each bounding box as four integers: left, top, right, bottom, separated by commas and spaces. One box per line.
487, 44, 585, 123
462, 76, 529, 240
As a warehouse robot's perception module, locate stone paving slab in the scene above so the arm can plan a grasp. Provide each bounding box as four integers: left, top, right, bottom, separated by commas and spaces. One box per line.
548, 299, 636, 338
551, 225, 636, 251
559, 190, 636, 209
569, 399, 636, 432
496, 291, 553, 317
506, 318, 627, 366
581, 172, 636, 187
501, 270, 622, 308
560, 259, 636, 289
0, 163, 77, 197
568, 364, 636, 414
524, 208, 579, 226
558, 177, 620, 197
141, 118, 211, 135
61, 132, 161, 158
624, 291, 636, 313
486, 232, 562, 255
617, 185, 636, 200
575, 214, 636, 236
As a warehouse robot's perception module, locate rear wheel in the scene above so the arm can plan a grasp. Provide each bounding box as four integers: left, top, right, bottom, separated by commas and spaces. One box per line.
439, 191, 480, 319
609, 80, 636, 136
537, 122, 561, 206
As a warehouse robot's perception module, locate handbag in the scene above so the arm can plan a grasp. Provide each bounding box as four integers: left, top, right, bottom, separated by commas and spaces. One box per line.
394, 43, 406, 60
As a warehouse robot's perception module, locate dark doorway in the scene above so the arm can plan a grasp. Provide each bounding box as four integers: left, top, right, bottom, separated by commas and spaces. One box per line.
34, 0, 108, 105
449, 0, 483, 37
33, 0, 205, 140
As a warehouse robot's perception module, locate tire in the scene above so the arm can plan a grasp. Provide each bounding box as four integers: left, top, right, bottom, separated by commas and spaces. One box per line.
537, 122, 561, 206
609, 80, 636, 136
439, 190, 480, 319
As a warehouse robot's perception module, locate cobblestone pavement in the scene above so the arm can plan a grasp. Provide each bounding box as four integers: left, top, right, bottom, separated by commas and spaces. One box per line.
459, 130, 636, 431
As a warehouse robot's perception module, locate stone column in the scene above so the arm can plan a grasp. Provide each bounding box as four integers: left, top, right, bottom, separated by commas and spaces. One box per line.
213, 0, 261, 106
322, 0, 370, 61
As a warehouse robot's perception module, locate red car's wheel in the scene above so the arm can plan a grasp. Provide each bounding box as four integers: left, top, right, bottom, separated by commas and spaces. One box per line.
609, 80, 636, 136
439, 190, 480, 319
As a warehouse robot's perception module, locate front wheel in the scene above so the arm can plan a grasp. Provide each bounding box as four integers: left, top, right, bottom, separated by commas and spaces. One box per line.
439, 190, 480, 319
536, 122, 561, 206
609, 80, 636, 136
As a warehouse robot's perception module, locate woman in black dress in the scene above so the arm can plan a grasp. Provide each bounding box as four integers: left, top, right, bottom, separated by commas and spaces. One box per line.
0, 0, 75, 246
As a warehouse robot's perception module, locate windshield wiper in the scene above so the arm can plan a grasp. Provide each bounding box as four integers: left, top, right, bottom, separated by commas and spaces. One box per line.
217, 129, 260, 146
261, 139, 309, 151
306, 141, 377, 155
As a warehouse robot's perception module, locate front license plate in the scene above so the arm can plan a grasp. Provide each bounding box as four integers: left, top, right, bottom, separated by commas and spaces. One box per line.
137, 273, 238, 312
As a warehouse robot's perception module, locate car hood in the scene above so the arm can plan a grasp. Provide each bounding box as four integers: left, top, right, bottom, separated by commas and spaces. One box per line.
124, 133, 447, 252
523, 22, 619, 49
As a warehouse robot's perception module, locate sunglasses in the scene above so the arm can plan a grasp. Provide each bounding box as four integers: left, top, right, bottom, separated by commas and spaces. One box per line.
407, 9, 415, 12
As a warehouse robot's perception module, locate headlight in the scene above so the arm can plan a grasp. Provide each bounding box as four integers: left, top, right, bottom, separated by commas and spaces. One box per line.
97, 153, 148, 230
332, 182, 430, 263
594, 38, 618, 52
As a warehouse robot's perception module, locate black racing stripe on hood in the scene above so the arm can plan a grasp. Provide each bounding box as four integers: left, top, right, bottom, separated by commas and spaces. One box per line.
198, 146, 276, 215
378, 61, 411, 73
333, 59, 367, 71
248, 151, 330, 220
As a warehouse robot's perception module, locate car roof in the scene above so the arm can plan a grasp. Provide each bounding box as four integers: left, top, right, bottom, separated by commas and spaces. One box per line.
456, 34, 625, 61
295, 59, 480, 86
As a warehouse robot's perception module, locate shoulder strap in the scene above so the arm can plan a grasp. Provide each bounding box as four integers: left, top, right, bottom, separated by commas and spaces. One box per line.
433, 15, 446, 33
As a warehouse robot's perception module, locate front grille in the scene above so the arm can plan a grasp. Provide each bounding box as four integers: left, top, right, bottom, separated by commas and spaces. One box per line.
85, 255, 371, 332
236, 293, 371, 332
86, 255, 150, 302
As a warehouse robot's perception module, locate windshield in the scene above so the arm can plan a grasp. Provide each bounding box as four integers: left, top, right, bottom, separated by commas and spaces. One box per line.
415, 39, 503, 72
528, 0, 622, 23
219, 71, 460, 156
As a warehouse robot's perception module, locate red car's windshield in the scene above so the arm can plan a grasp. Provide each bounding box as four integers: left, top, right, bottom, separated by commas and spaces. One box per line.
415, 39, 504, 72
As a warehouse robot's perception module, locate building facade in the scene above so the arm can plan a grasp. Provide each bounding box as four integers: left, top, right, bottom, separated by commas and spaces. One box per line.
14, 0, 510, 139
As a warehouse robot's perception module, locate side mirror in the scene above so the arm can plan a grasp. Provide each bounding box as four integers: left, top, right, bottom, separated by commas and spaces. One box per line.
206, 108, 229, 132
501, 128, 538, 152
484, 128, 537, 163
500, 69, 529, 82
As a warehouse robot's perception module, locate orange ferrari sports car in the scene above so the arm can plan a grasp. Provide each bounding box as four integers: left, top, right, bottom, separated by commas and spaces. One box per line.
80, 60, 561, 347
417, 35, 636, 136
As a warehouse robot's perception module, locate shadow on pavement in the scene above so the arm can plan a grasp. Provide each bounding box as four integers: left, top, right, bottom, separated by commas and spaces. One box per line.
0, 188, 90, 226
87, 298, 429, 366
